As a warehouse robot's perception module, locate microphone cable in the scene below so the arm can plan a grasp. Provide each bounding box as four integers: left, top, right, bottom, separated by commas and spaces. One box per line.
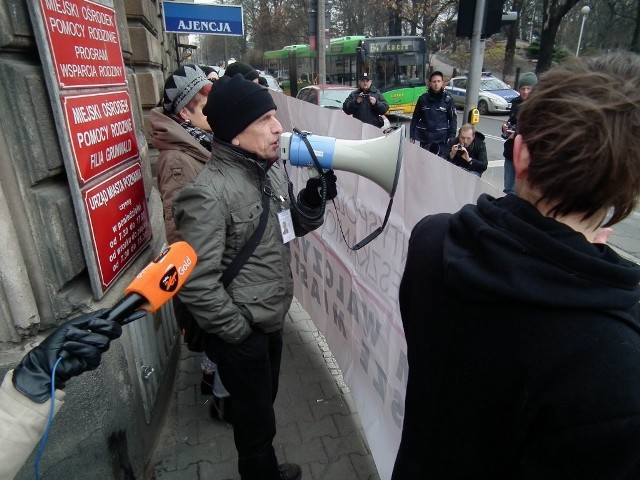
34, 356, 63, 480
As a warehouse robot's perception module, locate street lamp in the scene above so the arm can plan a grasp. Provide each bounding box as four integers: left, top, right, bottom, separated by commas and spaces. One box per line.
576, 5, 590, 57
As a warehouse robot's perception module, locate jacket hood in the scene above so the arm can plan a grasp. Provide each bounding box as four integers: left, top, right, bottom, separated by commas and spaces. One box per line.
473, 131, 485, 142
150, 107, 209, 163
443, 194, 640, 311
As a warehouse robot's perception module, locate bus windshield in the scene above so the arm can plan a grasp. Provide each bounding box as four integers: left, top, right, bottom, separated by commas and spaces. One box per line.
360, 37, 427, 92
358, 36, 427, 114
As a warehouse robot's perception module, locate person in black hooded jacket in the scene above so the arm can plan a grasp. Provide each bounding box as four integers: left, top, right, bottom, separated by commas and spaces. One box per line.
393, 52, 640, 480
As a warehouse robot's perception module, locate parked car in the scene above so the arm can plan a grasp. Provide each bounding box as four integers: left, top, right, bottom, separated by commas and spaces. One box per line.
296, 85, 390, 128
445, 76, 519, 115
296, 85, 353, 109
261, 74, 283, 93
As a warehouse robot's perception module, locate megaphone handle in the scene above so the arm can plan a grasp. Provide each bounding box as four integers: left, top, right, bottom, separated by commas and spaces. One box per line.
293, 128, 324, 176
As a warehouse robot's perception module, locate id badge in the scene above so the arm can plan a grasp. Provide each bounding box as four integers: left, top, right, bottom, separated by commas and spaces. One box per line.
278, 209, 295, 243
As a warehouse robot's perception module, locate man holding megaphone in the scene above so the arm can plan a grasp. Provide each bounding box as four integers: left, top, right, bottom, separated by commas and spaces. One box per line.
174, 74, 335, 480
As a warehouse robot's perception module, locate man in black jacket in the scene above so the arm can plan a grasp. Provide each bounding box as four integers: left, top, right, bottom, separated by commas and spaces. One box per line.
409, 70, 457, 156
444, 124, 488, 177
342, 72, 389, 128
393, 53, 640, 479
502, 71, 537, 193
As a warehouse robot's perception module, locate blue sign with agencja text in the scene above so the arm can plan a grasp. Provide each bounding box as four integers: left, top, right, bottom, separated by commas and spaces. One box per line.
163, 2, 244, 36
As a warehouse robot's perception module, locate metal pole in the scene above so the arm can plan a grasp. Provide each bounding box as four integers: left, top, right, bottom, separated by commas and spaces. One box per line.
221, 0, 228, 65
576, 15, 587, 56
463, 0, 487, 123
576, 6, 590, 57
317, 0, 326, 85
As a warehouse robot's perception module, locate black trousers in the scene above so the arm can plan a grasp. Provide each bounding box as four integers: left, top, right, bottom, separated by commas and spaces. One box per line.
207, 328, 283, 480
419, 141, 446, 157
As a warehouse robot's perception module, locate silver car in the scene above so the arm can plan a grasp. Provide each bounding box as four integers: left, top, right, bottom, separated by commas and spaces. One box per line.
445, 76, 519, 115
261, 74, 283, 93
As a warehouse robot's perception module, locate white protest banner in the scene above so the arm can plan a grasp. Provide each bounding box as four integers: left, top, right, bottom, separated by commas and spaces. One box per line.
273, 92, 501, 478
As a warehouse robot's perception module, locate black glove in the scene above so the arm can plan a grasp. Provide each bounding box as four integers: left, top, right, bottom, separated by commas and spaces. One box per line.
298, 170, 338, 209
12, 310, 123, 403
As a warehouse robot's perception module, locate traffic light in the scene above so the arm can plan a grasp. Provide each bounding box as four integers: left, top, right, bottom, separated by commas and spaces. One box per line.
456, 0, 517, 38
455, 0, 475, 38
482, 0, 507, 38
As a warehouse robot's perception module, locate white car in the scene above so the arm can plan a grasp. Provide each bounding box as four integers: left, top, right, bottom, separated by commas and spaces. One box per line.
445, 76, 519, 115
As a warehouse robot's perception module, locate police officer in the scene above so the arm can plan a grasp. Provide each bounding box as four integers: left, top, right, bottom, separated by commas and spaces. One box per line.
342, 72, 389, 128
409, 71, 457, 156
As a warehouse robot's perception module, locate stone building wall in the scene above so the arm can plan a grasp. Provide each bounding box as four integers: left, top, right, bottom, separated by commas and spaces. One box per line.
0, 0, 185, 477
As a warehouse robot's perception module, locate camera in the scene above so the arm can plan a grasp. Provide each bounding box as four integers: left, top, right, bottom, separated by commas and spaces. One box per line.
456, 144, 464, 150
501, 124, 515, 140
500, 131, 514, 140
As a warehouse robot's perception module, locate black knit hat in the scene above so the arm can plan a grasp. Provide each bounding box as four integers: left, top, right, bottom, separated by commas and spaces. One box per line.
162, 64, 210, 114
224, 62, 260, 82
204, 74, 277, 142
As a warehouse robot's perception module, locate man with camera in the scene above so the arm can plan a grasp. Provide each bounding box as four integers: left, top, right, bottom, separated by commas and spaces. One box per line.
342, 72, 389, 128
444, 124, 488, 177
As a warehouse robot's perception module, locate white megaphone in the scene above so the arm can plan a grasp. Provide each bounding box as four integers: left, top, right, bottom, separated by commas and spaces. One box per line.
279, 126, 404, 250
279, 125, 405, 197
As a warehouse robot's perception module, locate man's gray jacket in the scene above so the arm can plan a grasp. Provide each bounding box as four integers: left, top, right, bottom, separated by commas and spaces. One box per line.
173, 141, 322, 344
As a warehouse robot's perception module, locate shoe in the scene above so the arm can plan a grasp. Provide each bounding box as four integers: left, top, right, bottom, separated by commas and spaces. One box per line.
278, 463, 302, 480
200, 371, 214, 395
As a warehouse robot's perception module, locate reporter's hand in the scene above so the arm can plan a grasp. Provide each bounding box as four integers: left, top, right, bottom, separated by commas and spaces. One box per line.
12, 310, 124, 403
298, 170, 338, 209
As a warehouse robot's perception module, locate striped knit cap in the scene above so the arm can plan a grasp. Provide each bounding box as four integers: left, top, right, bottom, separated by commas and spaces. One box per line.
162, 64, 210, 114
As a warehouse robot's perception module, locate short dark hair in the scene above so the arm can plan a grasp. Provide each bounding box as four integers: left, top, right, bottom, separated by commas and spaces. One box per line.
429, 71, 444, 81
518, 52, 640, 227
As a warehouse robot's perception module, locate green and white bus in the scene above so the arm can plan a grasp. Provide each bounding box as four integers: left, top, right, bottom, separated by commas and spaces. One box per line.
327, 35, 428, 115
264, 36, 428, 114
263, 44, 317, 91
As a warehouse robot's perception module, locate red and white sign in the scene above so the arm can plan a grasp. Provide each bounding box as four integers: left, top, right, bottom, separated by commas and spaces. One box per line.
83, 162, 151, 290
38, 0, 126, 89
62, 90, 139, 185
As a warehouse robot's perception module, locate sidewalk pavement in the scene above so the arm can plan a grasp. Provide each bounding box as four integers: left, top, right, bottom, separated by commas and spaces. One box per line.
146, 298, 381, 480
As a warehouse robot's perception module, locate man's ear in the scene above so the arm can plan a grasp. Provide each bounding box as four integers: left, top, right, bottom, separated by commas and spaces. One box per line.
513, 134, 530, 179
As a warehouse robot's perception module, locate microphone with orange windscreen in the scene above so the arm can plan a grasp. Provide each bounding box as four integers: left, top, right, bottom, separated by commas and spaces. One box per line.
102, 241, 197, 325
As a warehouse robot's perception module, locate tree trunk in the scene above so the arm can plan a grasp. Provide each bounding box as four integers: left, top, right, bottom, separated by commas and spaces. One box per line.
503, 25, 516, 77
631, 0, 640, 52
503, 0, 526, 78
388, 0, 403, 35
536, 0, 580, 74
